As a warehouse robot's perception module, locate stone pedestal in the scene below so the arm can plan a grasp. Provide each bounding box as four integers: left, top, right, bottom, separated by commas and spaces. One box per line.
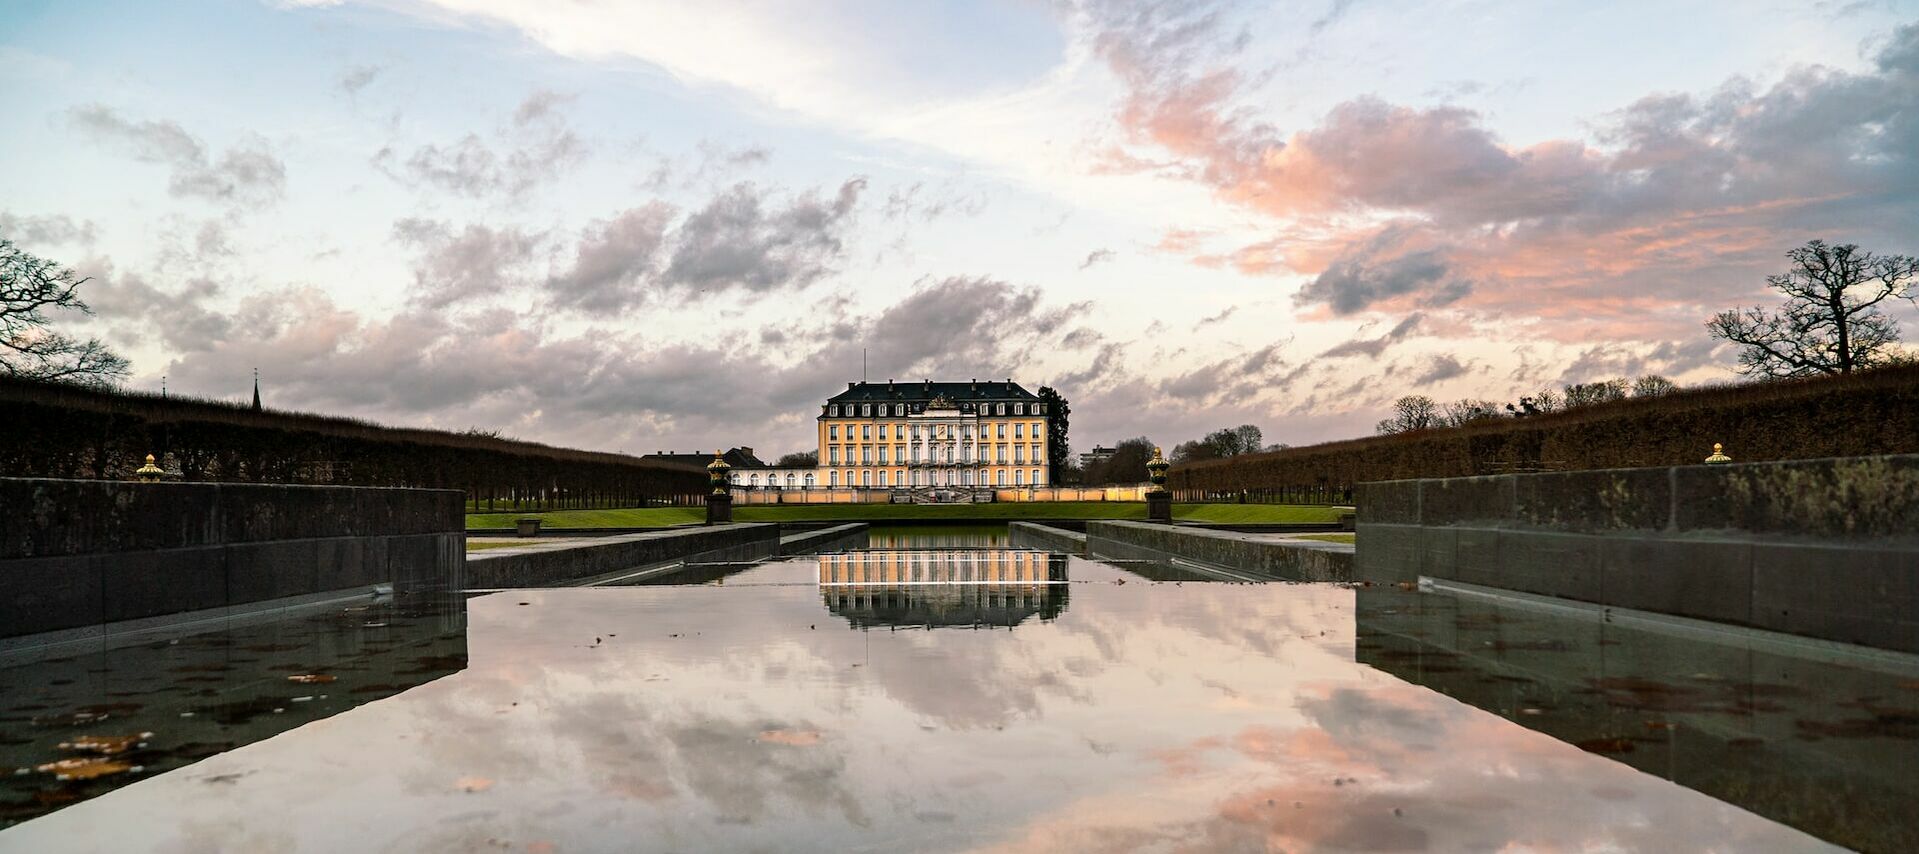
1146, 491, 1172, 524
705, 493, 733, 525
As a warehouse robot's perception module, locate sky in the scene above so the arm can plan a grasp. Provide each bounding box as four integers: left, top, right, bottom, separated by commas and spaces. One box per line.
4, 0, 1918, 460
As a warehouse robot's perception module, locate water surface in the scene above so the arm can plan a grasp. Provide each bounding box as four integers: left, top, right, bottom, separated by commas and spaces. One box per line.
2, 529, 1904, 851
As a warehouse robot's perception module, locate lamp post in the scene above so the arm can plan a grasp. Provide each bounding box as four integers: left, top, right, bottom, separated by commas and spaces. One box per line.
705, 450, 734, 524
1145, 446, 1172, 523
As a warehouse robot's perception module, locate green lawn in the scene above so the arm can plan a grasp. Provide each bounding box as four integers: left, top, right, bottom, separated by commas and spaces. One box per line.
463, 501, 1345, 529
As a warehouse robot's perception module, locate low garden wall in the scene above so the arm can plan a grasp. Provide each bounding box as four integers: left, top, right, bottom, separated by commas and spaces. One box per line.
1354, 454, 1919, 652
1, 477, 463, 639
463, 523, 782, 587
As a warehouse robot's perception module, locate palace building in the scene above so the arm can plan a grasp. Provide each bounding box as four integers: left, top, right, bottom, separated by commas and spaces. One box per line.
816, 379, 1054, 491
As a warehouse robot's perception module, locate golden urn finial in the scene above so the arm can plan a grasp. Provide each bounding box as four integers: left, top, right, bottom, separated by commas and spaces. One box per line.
1145, 445, 1171, 494
1704, 442, 1731, 465
135, 453, 166, 482
706, 449, 733, 495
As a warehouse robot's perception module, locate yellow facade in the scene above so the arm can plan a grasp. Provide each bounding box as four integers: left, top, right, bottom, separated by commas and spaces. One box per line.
809, 397, 1051, 489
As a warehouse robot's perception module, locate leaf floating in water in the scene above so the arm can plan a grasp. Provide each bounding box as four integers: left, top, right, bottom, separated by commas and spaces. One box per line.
455, 776, 494, 793
287, 674, 337, 684
757, 729, 824, 746
59, 733, 153, 755
36, 757, 139, 780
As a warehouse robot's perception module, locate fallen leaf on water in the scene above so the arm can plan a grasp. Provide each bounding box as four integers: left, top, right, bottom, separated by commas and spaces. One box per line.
757, 729, 823, 746
456, 776, 494, 793
59, 733, 153, 755
287, 674, 336, 684
36, 758, 138, 780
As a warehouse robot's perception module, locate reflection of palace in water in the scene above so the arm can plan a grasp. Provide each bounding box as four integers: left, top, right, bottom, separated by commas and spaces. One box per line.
818, 549, 1067, 629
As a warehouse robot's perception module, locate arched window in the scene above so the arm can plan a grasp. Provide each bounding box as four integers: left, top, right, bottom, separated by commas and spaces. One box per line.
830, 471, 839, 487
878, 470, 887, 486
996, 470, 1006, 486
1015, 470, 1024, 485
963, 470, 973, 485
785, 474, 796, 487
862, 470, 872, 487
1031, 469, 1041, 484
749, 473, 760, 486
805, 473, 815, 488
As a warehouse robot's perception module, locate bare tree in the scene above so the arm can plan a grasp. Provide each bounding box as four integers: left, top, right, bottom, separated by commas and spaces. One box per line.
1707, 240, 1919, 377
1441, 398, 1504, 427
1375, 395, 1439, 434
0, 239, 128, 386
774, 450, 818, 467
1563, 379, 1629, 408
1631, 374, 1678, 397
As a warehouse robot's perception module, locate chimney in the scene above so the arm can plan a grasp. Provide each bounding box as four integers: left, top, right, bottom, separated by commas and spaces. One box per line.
848, 381, 856, 389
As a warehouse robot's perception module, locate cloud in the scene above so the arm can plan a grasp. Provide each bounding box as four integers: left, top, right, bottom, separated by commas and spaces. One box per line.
67, 106, 286, 207
1295, 227, 1468, 315
391, 218, 544, 308
659, 178, 865, 296
880, 182, 988, 223
1317, 312, 1422, 359
373, 90, 587, 198
1410, 353, 1469, 385
1079, 248, 1115, 269
545, 203, 675, 312
0, 211, 98, 247
1092, 15, 1919, 337
338, 64, 381, 95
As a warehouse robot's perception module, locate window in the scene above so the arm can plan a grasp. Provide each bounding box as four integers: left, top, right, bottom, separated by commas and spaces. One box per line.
829, 404, 839, 416
963, 470, 974, 485
996, 403, 1006, 415
912, 425, 921, 439
785, 474, 796, 487
862, 424, 871, 440
1015, 470, 1024, 485
895, 469, 904, 484
829, 425, 838, 439
862, 404, 871, 416
1036, 404, 1046, 414
1014, 403, 1024, 415
862, 471, 871, 487
996, 470, 1006, 485
805, 473, 815, 488
996, 423, 1006, 438
879, 404, 888, 416
862, 447, 872, 464
830, 471, 839, 487
1014, 423, 1024, 438
1031, 469, 1041, 485
829, 447, 840, 465
878, 470, 887, 486
878, 446, 888, 464
1031, 422, 1041, 435
1015, 447, 1024, 463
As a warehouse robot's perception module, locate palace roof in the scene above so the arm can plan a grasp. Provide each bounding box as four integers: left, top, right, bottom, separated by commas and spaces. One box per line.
825, 379, 1040, 405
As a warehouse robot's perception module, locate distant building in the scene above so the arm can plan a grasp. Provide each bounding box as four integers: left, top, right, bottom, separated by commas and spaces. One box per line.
641, 447, 816, 490
1078, 445, 1116, 469
816, 379, 1055, 490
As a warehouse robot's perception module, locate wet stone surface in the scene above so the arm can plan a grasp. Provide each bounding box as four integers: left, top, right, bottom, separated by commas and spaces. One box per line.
1, 527, 1908, 852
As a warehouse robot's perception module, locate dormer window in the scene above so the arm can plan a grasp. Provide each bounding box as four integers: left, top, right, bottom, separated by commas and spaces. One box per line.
878, 404, 888, 416
996, 403, 1006, 415
829, 404, 839, 416
1014, 403, 1024, 415
862, 404, 871, 416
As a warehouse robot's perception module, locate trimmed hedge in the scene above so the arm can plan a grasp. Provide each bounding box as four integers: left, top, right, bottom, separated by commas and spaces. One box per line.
1169, 365, 1919, 493
0, 376, 705, 508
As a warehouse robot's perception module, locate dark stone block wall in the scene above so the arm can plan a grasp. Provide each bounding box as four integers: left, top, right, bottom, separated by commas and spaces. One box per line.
463, 524, 781, 588
1085, 520, 1355, 581
1, 478, 464, 639
1354, 455, 1919, 653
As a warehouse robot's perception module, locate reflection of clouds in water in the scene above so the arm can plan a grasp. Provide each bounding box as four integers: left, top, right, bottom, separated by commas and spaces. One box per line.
3, 573, 1838, 853
982, 680, 1837, 853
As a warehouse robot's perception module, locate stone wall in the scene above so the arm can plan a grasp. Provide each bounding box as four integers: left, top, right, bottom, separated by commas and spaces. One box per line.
1354, 454, 1919, 652
1085, 521, 1355, 581
1007, 522, 1087, 554
1, 478, 464, 639
463, 523, 782, 588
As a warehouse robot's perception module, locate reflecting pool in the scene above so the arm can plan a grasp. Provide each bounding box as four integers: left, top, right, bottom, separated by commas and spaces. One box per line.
2, 527, 1907, 851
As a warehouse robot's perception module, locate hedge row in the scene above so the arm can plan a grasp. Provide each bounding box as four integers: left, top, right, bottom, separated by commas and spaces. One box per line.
1169, 365, 1919, 491
0, 376, 706, 508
